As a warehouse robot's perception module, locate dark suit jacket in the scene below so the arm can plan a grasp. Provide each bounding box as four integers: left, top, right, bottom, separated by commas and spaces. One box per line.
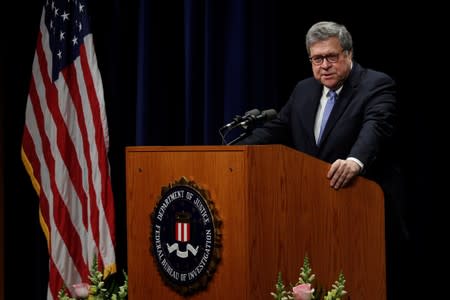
239, 62, 397, 182
238, 61, 408, 239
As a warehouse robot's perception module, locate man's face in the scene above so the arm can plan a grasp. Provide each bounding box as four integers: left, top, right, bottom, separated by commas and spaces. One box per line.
309, 37, 352, 89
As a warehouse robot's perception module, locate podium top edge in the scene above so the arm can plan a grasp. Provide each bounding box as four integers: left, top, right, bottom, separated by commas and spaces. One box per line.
125, 144, 290, 153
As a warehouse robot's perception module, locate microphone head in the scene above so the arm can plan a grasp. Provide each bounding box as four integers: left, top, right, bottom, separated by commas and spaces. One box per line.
244, 108, 261, 117
238, 108, 277, 130
261, 109, 277, 121
221, 108, 261, 131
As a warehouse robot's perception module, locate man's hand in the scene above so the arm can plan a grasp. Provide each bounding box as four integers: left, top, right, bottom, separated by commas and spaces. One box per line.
327, 159, 361, 189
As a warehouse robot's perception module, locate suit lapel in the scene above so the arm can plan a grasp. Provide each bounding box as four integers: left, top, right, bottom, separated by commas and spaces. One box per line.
299, 84, 322, 144
319, 63, 361, 145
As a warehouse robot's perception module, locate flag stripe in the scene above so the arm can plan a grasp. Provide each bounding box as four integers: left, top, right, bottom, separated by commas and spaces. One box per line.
48, 259, 64, 299
79, 41, 116, 272
77, 56, 107, 267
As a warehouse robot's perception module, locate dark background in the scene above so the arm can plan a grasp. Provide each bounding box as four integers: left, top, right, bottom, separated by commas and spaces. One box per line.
1, 1, 443, 298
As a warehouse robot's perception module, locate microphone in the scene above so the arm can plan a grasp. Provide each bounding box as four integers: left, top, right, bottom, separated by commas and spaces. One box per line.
221, 108, 261, 130
237, 108, 277, 129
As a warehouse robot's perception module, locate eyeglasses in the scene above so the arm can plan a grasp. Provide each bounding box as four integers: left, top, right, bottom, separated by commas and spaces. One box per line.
309, 51, 344, 66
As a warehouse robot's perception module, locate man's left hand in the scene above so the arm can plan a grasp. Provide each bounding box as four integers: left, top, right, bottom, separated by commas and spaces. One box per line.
327, 159, 361, 189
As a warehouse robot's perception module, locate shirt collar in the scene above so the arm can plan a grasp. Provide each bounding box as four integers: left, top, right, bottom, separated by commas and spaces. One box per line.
323, 85, 343, 97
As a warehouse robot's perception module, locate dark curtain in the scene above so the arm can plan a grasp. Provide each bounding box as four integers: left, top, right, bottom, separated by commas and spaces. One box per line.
135, 0, 286, 146
1, 0, 441, 299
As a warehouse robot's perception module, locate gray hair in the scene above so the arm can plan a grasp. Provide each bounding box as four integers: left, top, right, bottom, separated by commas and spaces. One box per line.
305, 21, 353, 56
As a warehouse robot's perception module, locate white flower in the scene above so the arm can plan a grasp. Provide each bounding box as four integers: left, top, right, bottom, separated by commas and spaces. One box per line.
72, 283, 90, 298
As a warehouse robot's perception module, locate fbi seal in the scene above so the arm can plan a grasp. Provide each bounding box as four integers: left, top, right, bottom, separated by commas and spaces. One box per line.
150, 177, 222, 296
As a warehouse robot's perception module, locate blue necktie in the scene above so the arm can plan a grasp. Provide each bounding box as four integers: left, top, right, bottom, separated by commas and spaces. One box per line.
318, 90, 336, 144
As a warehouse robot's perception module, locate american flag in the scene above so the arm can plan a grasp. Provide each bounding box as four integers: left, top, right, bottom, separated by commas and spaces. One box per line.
21, 0, 116, 298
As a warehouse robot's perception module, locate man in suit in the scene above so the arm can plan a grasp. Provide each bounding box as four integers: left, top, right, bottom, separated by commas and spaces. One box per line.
237, 21, 410, 299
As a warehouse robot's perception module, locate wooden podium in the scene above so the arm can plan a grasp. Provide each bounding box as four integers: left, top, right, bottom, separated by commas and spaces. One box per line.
125, 145, 386, 299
